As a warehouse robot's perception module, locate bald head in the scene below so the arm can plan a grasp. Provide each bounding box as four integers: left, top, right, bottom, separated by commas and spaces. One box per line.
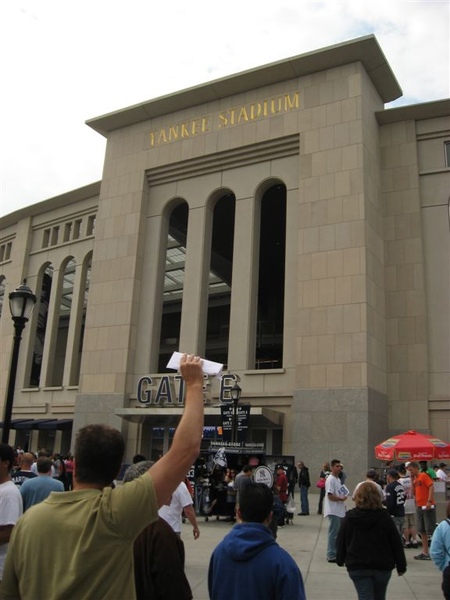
20, 453, 34, 468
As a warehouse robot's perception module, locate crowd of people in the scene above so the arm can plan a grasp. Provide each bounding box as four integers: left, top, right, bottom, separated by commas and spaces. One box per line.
1, 365, 450, 600
0, 356, 307, 600
319, 457, 450, 600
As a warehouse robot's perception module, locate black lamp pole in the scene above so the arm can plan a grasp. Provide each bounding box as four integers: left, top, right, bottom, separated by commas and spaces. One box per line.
230, 382, 242, 444
2, 282, 36, 444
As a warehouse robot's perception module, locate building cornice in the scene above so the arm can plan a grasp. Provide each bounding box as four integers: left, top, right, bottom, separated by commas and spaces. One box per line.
0, 182, 101, 229
376, 98, 450, 125
86, 35, 402, 137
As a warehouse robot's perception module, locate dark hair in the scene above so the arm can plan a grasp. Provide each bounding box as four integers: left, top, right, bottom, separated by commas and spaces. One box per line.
331, 459, 341, 467
38, 449, 51, 458
37, 457, 53, 474
239, 483, 273, 523
0, 443, 16, 471
242, 465, 253, 474
387, 468, 399, 479
132, 454, 147, 464
74, 424, 125, 486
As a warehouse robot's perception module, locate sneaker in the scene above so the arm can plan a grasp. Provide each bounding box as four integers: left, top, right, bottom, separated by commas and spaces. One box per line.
411, 542, 419, 548
414, 553, 431, 560
403, 542, 411, 548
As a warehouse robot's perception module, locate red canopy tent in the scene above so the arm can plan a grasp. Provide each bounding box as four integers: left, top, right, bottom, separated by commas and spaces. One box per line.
375, 430, 450, 462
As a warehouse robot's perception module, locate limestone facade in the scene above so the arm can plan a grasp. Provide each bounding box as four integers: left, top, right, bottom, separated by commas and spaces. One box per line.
1, 36, 449, 484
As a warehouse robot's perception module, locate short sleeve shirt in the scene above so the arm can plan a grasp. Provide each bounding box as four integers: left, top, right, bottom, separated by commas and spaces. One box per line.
413, 471, 434, 506
324, 474, 346, 518
2, 473, 157, 600
0, 481, 23, 578
159, 481, 193, 533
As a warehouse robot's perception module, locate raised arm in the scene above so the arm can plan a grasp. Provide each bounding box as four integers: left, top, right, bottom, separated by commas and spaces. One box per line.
148, 354, 204, 507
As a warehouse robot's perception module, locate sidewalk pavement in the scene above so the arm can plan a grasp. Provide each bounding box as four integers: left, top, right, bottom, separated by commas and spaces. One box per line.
183, 512, 443, 600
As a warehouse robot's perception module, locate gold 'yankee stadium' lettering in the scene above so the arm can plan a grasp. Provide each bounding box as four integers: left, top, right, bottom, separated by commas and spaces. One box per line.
149, 91, 300, 147
218, 92, 299, 129
150, 116, 211, 147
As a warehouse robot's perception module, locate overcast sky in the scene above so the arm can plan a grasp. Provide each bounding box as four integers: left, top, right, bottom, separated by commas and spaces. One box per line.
1, 0, 449, 217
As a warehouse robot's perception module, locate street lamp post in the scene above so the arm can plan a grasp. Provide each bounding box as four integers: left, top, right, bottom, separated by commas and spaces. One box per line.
1, 282, 36, 444
230, 382, 242, 444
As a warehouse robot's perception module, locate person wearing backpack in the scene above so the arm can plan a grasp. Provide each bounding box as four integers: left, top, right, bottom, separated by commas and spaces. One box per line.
430, 501, 450, 600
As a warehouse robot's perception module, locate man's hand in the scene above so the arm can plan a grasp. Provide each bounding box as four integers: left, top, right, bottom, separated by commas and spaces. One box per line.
184, 505, 200, 540
180, 354, 203, 386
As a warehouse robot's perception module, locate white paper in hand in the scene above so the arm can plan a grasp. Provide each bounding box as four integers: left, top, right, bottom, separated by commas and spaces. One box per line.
166, 352, 223, 377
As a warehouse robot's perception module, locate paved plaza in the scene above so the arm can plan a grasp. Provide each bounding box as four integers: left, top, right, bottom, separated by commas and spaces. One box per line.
183, 503, 443, 600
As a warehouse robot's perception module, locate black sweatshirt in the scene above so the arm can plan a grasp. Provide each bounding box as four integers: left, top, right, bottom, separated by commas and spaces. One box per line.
336, 508, 407, 574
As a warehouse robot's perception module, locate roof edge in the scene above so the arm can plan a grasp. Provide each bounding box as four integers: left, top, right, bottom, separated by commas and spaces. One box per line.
1, 181, 101, 229
87, 34, 402, 137
376, 98, 450, 124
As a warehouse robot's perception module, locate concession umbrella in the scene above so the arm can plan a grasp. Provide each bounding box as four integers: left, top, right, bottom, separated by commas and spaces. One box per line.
375, 429, 450, 462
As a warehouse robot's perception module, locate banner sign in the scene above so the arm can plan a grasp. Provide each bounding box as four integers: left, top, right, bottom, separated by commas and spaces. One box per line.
220, 404, 250, 443
209, 441, 264, 453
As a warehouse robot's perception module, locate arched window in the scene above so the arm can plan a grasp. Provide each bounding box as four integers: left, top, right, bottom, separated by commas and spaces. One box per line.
158, 202, 189, 372
71, 253, 91, 385
29, 264, 53, 387
48, 257, 76, 386
254, 183, 286, 369
205, 192, 235, 368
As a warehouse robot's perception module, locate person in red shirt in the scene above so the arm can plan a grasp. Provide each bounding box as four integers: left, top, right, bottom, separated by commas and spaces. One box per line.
275, 466, 289, 503
407, 461, 436, 560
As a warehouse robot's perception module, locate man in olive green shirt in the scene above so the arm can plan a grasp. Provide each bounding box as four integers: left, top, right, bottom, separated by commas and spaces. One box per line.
2, 354, 205, 600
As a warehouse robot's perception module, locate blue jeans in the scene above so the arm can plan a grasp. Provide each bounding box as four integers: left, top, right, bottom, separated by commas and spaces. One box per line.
327, 514, 342, 560
300, 485, 309, 514
348, 569, 392, 600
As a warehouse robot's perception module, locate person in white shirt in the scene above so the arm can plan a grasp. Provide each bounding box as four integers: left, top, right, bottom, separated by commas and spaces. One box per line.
435, 463, 448, 481
0, 444, 23, 583
324, 459, 348, 562
352, 469, 384, 501
398, 465, 420, 548
159, 480, 200, 539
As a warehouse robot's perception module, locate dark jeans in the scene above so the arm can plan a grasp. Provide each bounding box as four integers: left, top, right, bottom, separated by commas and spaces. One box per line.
348, 569, 391, 600
318, 487, 325, 514
300, 485, 309, 514
443, 565, 450, 600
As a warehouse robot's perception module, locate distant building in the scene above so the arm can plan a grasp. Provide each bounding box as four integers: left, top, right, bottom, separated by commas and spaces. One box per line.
1, 36, 449, 483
